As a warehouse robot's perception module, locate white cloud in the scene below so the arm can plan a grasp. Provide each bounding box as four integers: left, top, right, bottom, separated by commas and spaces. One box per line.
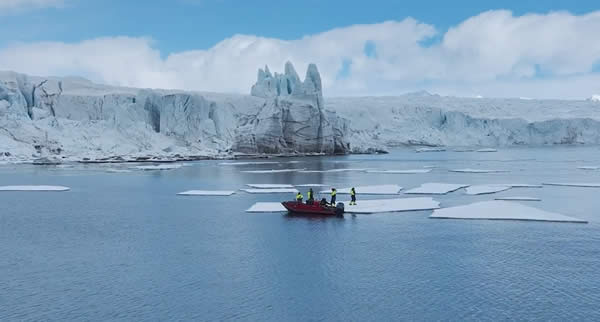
0, 10, 599, 99
0, 0, 64, 11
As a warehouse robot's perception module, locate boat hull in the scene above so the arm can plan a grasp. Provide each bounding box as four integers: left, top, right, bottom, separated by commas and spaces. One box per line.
281, 201, 344, 216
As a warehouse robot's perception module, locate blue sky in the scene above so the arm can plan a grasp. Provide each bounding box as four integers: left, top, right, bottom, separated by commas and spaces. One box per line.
2, 0, 599, 53
1, 0, 600, 98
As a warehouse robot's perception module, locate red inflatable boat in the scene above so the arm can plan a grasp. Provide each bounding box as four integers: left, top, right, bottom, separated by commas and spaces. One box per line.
281, 201, 344, 216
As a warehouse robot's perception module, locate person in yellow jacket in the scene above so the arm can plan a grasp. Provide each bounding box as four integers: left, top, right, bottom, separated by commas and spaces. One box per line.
307, 188, 314, 204
330, 188, 337, 205
296, 192, 303, 203
350, 187, 357, 205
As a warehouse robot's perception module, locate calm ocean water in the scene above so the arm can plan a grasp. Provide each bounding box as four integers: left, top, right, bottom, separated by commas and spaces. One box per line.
2, 147, 600, 321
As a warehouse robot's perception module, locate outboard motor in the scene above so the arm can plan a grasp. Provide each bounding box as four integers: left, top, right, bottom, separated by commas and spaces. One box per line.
335, 202, 345, 216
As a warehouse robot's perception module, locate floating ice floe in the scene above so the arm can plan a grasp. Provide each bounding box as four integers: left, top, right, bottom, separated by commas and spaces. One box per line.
219, 161, 280, 166
242, 168, 303, 173
246, 197, 440, 214
449, 168, 508, 173
430, 201, 586, 223
416, 147, 446, 153
577, 166, 600, 170
405, 183, 469, 195
495, 196, 541, 201
135, 164, 182, 171
319, 184, 402, 195
466, 183, 542, 195
246, 202, 287, 212
246, 184, 295, 189
241, 188, 299, 194
344, 197, 440, 214
465, 185, 512, 195
105, 168, 132, 173
295, 184, 329, 187
476, 148, 498, 152
0, 185, 70, 191
299, 168, 367, 173
543, 182, 600, 188
177, 190, 236, 196
366, 169, 432, 174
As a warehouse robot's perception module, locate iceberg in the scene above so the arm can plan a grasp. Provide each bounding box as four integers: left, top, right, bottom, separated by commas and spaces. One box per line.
366, 169, 432, 174
241, 188, 299, 194
245, 197, 440, 214
430, 201, 586, 223
319, 184, 402, 195
246, 184, 295, 189
177, 190, 236, 196
476, 148, 498, 152
0, 185, 70, 191
405, 183, 469, 195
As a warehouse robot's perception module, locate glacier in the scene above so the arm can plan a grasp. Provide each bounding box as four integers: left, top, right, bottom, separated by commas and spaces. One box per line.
3, 62, 600, 163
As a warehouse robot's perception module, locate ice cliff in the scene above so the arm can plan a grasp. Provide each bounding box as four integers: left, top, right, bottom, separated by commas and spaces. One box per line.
2, 65, 600, 162
0, 63, 350, 161
327, 92, 600, 147
240, 62, 347, 154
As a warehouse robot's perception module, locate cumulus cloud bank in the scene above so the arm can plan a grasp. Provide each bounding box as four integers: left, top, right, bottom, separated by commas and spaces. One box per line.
1, 10, 599, 98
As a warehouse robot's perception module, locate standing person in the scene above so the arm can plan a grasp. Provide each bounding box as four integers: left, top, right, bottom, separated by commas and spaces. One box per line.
296, 192, 303, 203
330, 188, 337, 206
307, 188, 314, 204
350, 187, 357, 205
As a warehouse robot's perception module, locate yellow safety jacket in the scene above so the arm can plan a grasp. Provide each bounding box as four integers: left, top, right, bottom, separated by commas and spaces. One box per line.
350, 189, 355, 196
296, 193, 303, 200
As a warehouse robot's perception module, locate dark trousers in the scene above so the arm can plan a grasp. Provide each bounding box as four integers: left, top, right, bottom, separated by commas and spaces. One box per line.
330, 195, 336, 205
351, 195, 356, 203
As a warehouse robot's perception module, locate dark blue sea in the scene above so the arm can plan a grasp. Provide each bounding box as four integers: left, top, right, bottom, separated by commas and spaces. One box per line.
2, 147, 600, 321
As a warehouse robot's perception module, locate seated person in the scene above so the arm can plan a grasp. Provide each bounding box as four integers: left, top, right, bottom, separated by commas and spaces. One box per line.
319, 198, 328, 206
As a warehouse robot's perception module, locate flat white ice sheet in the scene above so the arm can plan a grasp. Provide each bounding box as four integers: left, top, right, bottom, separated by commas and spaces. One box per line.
0, 185, 70, 191
177, 190, 236, 196
430, 200, 586, 223
405, 183, 469, 195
